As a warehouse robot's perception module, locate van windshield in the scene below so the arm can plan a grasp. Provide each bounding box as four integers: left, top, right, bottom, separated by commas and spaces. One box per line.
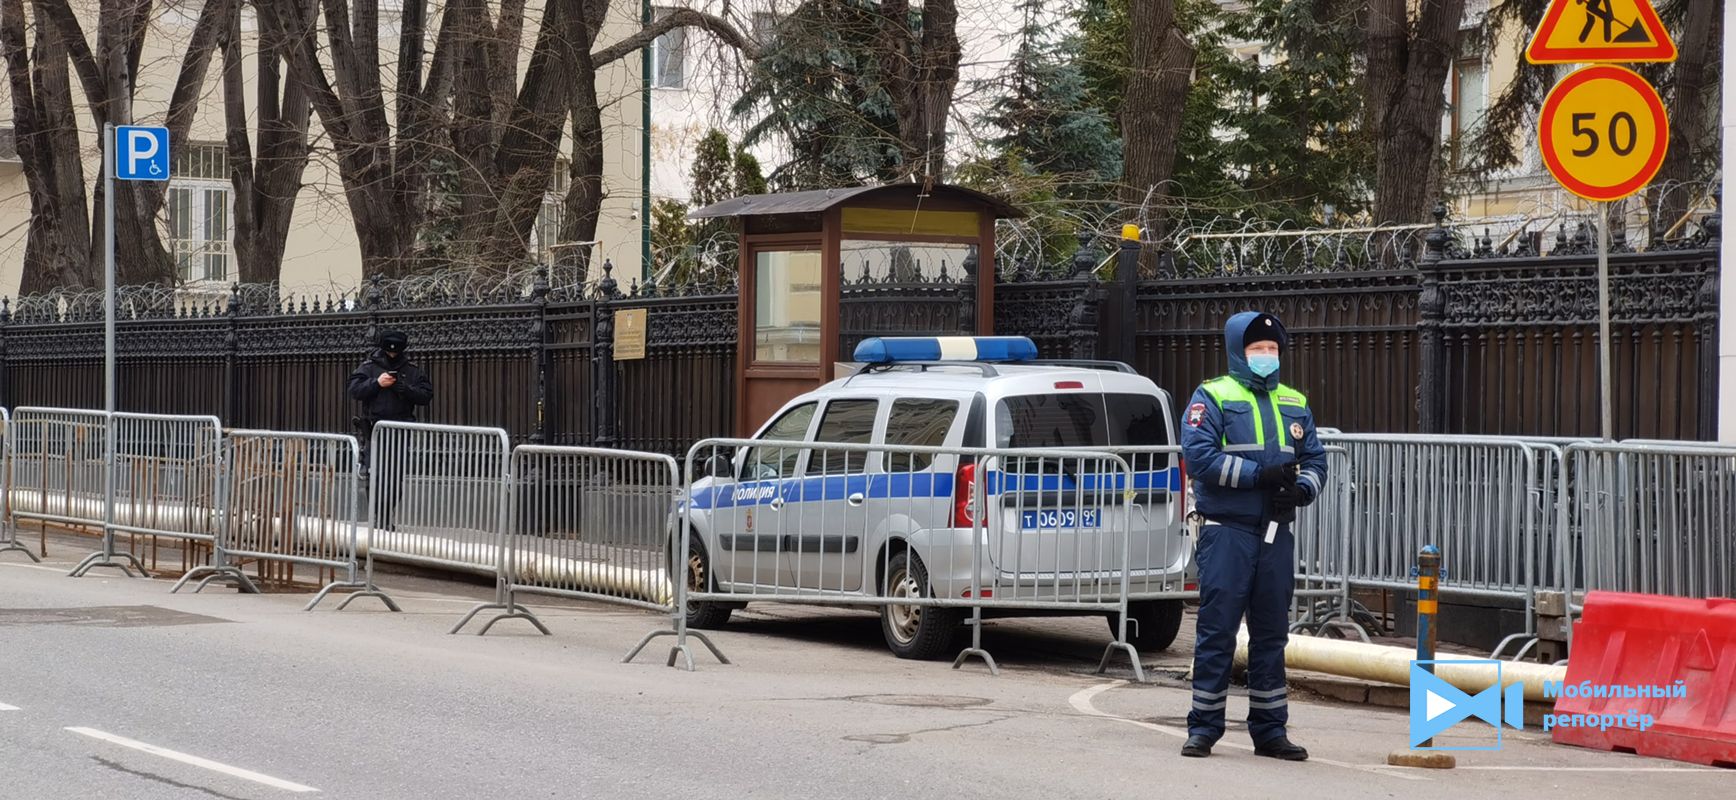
995, 393, 1172, 449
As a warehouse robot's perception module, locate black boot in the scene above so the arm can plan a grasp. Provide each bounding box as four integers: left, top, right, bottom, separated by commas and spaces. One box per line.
1180, 735, 1213, 758
1254, 736, 1309, 761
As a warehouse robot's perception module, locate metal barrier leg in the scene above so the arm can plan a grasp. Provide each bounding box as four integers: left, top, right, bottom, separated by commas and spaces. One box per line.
0, 534, 41, 563
327, 551, 401, 612
450, 587, 551, 636
625, 625, 731, 669
192, 569, 261, 595
1095, 601, 1149, 683
1095, 641, 1148, 684
316, 583, 402, 612
951, 608, 999, 676
68, 549, 147, 578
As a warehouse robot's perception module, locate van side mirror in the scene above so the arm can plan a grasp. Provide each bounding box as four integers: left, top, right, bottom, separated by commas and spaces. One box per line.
706, 452, 734, 479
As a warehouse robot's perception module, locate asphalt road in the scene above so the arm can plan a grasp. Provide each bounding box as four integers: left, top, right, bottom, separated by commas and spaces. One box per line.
1, 541, 1729, 799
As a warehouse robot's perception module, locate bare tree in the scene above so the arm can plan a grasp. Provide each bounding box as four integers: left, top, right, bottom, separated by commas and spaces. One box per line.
881, 0, 961, 179
260, 0, 753, 278
1364, 0, 1465, 224
1119, 0, 1195, 236
6, 0, 228, 291
3, 0, 91, 292
222, 0, 312, 284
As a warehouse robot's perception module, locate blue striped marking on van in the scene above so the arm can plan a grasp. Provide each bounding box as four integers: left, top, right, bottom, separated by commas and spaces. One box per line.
686, 468, 1180, 511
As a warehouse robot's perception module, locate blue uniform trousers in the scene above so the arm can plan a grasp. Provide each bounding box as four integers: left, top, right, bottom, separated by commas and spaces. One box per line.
1188, 523, 1294, 745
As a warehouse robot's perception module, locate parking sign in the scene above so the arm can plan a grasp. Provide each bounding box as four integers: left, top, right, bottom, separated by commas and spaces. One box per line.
114, 125, 170, 181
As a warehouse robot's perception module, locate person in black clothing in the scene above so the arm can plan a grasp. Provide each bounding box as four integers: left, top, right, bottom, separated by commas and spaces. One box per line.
348, 330, 434, 531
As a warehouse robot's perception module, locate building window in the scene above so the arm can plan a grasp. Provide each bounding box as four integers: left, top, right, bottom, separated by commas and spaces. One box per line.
1449, 26, 1488, 170
650, 7, 686, 89
165, 143, 232, 283
533, 161, 571, 264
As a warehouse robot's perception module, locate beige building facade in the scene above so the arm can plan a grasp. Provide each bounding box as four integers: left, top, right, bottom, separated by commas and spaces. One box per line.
0, 0, 651, 299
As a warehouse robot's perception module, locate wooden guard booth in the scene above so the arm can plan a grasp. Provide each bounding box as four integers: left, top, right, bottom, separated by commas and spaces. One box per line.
689, 184, 1022, 435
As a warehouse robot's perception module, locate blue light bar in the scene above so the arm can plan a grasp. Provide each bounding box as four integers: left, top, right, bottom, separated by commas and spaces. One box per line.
853, 336, 1039, 364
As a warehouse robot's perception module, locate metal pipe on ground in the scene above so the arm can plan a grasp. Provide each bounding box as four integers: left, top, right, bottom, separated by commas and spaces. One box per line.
1232, 627, 1567, 702
7, 492, 672, 605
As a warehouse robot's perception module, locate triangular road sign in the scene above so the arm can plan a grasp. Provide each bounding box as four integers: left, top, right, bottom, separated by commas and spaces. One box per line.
1527, 0, 1677, 64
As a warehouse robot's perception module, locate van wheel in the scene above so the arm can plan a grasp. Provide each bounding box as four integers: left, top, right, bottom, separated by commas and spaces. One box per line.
684, 538, 733, 630
1109, 599, 1184, 651
880, 551, 962, 660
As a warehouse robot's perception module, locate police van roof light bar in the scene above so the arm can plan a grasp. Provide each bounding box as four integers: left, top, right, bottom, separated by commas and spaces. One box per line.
852, 336, 1039, 364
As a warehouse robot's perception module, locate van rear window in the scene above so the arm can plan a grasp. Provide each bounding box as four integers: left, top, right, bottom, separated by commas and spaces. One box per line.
996, 393, 1171, 448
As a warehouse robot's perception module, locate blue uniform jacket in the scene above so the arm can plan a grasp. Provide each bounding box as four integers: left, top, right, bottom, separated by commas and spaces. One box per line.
1180, 312, 1329, 533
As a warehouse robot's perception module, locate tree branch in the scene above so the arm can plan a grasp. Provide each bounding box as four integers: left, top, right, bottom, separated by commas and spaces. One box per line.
591, 7, 758, 67
35, 0, 107, 115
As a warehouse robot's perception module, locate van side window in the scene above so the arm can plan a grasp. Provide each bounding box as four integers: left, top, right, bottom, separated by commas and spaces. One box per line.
810, 399, 879, 474
883, 398, 958, 472
743, 402, 816, 480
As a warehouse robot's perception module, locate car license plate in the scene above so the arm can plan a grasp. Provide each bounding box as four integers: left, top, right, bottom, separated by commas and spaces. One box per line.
1021, 509, 1101, 529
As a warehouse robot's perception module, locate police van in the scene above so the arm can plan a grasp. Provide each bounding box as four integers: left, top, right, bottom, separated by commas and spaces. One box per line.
680, 336, 1191, 660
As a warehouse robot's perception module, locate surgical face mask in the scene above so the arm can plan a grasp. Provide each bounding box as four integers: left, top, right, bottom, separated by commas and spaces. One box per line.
1248, 353, 1280, 378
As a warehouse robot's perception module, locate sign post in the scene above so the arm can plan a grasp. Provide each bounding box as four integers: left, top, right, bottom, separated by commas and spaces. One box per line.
1528, 0, 1675, 441
76, 124, 170, 577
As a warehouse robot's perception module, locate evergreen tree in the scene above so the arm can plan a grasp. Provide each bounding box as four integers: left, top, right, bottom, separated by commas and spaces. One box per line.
651, 199, 699, 284
983, 1, 1122, 185
733, 0, 921, 188
960, 1, 1123, 263
734, 151, 769, 196
1075, 0, 1370, 224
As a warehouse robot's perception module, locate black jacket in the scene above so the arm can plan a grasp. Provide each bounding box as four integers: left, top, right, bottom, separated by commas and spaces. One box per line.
347, 349, 434, 423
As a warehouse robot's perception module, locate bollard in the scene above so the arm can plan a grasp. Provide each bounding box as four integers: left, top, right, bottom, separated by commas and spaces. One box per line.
1386, 544, 1457, 769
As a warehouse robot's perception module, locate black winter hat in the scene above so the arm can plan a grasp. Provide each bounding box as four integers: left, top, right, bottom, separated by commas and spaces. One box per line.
380, 330, 409, 353
1243, 315, 1284, 347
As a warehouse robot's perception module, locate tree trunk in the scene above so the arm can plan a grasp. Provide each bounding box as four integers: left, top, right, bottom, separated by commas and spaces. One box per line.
1120, 0, 1195, 242
873, 0, 960, 181
4, 0, 95, 292
1366, 0, 1465, 225
1654, 0, 1718, 229
224, 2, 309, 285
558, 55, 606, 268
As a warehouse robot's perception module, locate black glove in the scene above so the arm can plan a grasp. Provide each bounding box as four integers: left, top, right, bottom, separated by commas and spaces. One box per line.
1270, 481, 1301, 524
1256, 460, 1299, 489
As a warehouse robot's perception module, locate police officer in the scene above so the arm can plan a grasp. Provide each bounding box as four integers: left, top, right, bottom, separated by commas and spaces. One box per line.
347, 330, 434, 531
1178, 311, 1327, 760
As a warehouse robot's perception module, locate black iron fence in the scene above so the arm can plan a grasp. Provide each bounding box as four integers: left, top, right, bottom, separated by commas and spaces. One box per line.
0, 208, 1721, 449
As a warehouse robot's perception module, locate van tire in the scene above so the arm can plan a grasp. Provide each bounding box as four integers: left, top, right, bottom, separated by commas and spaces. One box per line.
880, 551, 961, 660
1110, 599, 1184, 652
683, 538, 733, 630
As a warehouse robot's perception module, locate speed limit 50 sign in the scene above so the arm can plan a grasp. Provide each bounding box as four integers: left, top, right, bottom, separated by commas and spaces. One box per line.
1538, 65, 1669, 202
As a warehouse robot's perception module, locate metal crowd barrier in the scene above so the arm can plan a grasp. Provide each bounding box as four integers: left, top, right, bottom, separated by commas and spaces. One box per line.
365, 422, 532, 633
1321, 433, 1553, 659
1560, 441, 1736, 649
1288, 447, 1360, 639
8, 408, 110, 563
663, 438, 1156, 677
0, 407, 38, 563
86, 412, 228, 578
465, 446, 684, 650
177, 430, 399, 611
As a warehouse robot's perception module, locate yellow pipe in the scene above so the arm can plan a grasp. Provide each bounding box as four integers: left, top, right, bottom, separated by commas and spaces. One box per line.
1233, 626, 1566, 702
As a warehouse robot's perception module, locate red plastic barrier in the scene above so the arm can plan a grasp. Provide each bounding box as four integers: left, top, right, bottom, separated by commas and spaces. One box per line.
1552, 591, 1736, 767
